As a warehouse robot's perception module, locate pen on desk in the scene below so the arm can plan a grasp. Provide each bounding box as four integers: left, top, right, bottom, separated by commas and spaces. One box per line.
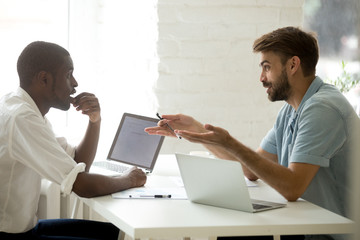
128, 194, 172, 198
140, 195, 172, 198
156, 113, 182, 139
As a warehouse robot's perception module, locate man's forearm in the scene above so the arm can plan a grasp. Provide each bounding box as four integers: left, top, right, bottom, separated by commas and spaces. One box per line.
203, 140, 259, 181
224, 136, 319, 201
75, 119, 101, 171
73, 172, 132, 198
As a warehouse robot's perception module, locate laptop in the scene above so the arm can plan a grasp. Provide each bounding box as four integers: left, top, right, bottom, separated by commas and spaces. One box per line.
91, 113, 165, 176
175, 153, 286, 213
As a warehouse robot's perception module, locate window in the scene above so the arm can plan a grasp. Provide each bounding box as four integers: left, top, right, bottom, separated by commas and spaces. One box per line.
304, 0, 360, 115
1, 0, 159, 157
0, 0, 68, 96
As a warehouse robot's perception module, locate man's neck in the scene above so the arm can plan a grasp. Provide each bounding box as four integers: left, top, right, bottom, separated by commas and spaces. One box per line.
22, 87, 50, 117
286, 75, 316, 111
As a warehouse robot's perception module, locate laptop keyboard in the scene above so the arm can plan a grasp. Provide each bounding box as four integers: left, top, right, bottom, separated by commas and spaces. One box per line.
92, 161, 130, 173
252, 203, 271, 210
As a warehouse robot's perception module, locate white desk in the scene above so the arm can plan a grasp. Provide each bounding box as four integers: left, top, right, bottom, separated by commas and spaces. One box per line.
81, 155, 355, 239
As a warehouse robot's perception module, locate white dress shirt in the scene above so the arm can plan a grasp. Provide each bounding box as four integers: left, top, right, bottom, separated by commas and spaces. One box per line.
0, 88, 85, 233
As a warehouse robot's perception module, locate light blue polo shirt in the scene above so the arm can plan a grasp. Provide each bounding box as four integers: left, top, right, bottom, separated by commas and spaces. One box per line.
261, 76, 359, 220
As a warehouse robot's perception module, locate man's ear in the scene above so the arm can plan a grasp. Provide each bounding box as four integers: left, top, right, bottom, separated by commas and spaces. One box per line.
36, 71, 50, 87
289, 56, 301, 75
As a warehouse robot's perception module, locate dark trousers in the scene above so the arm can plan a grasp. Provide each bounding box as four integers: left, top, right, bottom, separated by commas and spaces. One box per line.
0, 219, 119, 240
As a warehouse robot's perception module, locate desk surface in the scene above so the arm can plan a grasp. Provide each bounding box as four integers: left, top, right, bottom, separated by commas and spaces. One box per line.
83, 154, 354, 239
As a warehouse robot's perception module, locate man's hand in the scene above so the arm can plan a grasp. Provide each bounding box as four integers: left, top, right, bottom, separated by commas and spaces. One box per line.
145, 113, 205, 138
120, 167, 147, 188
71, 92, 101, 123
176, 123, 232, 147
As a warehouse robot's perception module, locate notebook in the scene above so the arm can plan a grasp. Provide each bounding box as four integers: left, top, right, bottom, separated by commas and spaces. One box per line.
91, 113, 165, 176
175, 153, 286, 213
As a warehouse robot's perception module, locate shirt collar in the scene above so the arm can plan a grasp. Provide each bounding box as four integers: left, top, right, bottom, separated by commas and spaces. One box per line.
16, 87, 44, 119
296, 76, 323, 114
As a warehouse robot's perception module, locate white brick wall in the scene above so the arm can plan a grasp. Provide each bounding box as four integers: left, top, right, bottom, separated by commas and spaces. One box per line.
156, 0, 305, 154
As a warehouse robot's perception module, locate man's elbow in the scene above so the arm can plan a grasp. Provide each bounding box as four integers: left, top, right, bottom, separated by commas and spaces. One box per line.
283, 190, 303, 202
247, 176, 259, 182
244, 171, 259, 181
72, 185, 98, 198
71, 172, 101, 198
285, 195, 300, 202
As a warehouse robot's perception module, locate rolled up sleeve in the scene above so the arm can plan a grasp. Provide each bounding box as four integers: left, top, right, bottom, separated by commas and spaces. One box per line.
61, 162, 86, 195
10, 113, 85, 196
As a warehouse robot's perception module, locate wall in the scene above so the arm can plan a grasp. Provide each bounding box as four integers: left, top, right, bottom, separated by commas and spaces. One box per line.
156, 0, 305, 154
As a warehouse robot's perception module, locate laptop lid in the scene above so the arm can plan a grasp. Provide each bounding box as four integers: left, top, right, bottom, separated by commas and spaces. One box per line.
106, 113, 165, 172
175, 153, 286, 212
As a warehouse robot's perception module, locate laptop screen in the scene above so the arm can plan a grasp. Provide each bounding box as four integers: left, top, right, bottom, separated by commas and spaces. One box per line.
107, 113, 164, 171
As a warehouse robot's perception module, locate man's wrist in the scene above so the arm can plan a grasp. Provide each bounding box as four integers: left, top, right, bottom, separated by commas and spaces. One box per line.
226, 135, 241, 156
89, 117, 101, 124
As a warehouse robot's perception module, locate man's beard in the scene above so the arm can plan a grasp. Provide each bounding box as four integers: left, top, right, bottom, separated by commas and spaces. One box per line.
265, 68, 292, 102
52, 95, 71, 111
51, 78, 71, 111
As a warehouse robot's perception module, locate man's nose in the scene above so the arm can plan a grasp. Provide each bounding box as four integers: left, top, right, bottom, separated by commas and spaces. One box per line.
72, 76, 78, 87
260, 71, 266, 83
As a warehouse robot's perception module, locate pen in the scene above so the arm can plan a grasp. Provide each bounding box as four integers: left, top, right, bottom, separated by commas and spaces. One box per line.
129, 194, 172, 198
156, 113, 182, 139
140, 194, 172, 198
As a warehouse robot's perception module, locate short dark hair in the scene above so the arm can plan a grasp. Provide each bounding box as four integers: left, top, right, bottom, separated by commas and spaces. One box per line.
17, 41, 70, 88
253, 27, 319, 77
